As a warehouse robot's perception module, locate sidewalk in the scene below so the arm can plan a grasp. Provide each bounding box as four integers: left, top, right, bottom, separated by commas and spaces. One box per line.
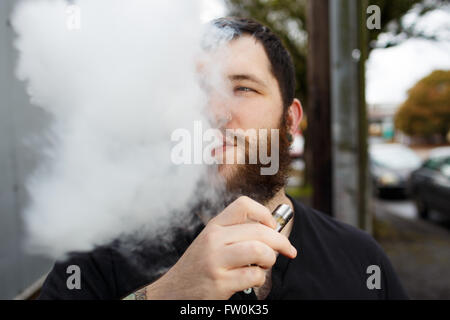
373, 204, 450, 299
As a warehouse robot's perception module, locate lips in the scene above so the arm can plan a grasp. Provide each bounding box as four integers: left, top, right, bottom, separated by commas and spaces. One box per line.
211, 138, 235, 157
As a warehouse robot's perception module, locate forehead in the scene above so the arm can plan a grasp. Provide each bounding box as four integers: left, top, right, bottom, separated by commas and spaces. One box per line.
224, 35, 273, 79
226, 35, 267, 65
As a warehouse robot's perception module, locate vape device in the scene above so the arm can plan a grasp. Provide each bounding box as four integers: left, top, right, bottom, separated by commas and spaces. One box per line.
271, 204, 293, 232
243, 204, 293, 295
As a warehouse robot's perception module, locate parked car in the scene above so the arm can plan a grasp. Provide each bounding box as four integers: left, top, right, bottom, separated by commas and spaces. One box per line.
409, 147, 450, 219
369, 143, 422, 197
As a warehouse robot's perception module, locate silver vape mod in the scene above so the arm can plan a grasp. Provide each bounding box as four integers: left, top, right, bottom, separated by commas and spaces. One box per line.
243, 204, 293, 295
272, 204, 293, 232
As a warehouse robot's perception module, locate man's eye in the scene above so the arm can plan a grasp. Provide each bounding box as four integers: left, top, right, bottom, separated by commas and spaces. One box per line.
235, 87, 256, 93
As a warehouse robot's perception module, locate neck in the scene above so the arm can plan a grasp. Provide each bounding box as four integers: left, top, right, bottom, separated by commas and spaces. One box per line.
264, 188, 293, 212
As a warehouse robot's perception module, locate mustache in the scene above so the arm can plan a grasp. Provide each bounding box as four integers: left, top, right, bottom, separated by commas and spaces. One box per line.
218, 129, 278, 147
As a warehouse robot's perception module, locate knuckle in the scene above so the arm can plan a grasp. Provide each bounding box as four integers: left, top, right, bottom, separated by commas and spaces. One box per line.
255, 223, 273, 237
208, 265, 223, 281
236, 196, 251, 207
236, 268, 247, 282
249, 241, 264, 256
257, 223, 270, 233
258, 273, 266, 286
203, 225, 221, 244
241, 267, 253, 280
254, 269, 266, 287
204, 256, 221, 278
240, 267, 265, 287
267, 249, 277, 265
256, 243, 276, 266
208, 222, 221, 233
273, 230, 287, 243
239, 195, 251, 202
208, 215, 218, 225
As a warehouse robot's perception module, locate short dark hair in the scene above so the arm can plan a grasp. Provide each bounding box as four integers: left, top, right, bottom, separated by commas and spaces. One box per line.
212, 17, 296, 110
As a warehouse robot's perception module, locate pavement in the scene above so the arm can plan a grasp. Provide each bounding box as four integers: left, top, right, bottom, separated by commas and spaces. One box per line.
373, 197, 450, 299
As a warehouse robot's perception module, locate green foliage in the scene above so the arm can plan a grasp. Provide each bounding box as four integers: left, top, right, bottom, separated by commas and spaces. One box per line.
368, 0, 447, 48
368, 0, 422, 46
395, 70, 450, 138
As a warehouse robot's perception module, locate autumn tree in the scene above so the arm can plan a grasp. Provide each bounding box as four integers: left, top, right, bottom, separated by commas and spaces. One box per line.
395, 70, 450, 142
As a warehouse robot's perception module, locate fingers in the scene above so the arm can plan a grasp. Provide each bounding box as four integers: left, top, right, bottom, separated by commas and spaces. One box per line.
222, 223, 297, 259
224, 266, 268, 292
219, 240, 277, 270
210, 196, 276, 229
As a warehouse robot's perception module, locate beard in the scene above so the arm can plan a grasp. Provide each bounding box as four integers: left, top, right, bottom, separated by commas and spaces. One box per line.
186, 113, 292, 225
221, 115, 292, 206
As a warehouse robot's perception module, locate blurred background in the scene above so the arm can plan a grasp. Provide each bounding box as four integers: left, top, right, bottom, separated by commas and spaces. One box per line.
0, 0, 449, 299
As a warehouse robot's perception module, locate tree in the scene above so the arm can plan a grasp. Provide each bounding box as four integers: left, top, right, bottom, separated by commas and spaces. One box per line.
225, 0, 446, 104
395, 70, 450, 142
368, 0, 449, 49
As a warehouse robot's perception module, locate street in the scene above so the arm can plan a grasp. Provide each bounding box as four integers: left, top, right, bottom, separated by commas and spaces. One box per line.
374, 196, 450, 229
374, 197, 417, 219
373, 195, 450, 299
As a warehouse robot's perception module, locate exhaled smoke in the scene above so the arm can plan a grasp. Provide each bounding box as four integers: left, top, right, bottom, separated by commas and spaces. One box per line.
11, 0, 231, 260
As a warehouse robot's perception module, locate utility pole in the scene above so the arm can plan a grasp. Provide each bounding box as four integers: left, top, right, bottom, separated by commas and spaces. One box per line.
307, 0, 370, 230
329, 0, 370, 230
306, 0, 332, 216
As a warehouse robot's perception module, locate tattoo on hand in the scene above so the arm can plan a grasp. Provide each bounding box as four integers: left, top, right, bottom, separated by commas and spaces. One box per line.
123, 287, 147, 300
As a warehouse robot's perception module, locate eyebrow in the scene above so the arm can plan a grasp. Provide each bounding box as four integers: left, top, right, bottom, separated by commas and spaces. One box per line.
228, 74, 268, 89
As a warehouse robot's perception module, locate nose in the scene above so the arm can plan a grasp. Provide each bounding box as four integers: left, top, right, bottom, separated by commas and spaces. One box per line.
214, 111, 232, 128
207, 90, 233, 128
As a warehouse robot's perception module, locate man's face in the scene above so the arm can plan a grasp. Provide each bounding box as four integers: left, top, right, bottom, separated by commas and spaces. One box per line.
202, 35, 291, 204
208, 35, 285, 172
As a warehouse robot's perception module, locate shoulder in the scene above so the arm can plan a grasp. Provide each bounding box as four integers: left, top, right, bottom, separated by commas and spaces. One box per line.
291, 198, 386, 262
39, 245, 148, 300
290, 198, 408, 299
38, 225, 199, 300
39, 247, 114, 299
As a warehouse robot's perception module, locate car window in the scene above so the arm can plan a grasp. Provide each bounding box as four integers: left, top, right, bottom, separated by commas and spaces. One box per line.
424, 158, 443, 171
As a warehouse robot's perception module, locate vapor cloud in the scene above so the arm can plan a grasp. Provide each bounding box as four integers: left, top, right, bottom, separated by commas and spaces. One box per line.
11, 0, 229, 259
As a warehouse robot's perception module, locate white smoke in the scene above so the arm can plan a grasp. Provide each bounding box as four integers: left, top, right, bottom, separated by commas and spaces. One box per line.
11, 0, 230, 259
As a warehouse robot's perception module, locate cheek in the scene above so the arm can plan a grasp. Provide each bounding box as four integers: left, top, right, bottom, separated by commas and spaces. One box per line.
231, 98, 282, 130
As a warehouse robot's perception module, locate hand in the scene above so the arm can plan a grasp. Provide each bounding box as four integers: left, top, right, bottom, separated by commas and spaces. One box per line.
144, 196, 297, 300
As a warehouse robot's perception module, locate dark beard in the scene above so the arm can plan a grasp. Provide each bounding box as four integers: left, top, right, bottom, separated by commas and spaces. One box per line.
223, 115, 292, 205
186, 114, 292, 223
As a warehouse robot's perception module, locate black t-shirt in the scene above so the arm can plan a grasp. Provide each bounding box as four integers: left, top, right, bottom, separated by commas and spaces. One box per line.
38, 195, 408, 300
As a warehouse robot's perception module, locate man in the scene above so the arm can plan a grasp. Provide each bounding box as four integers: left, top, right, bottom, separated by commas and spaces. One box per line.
39, 17, 407, 300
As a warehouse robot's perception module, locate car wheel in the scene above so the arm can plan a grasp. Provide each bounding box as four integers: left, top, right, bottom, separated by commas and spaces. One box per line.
415, 197, 429, 219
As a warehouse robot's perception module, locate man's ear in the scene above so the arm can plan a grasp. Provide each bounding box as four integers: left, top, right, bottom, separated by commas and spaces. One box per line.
287, 98, 303, 135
